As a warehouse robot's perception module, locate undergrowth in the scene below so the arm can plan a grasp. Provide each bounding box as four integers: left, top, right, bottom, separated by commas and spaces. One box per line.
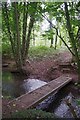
28, 46, 58, 60
12, 109, 55, 119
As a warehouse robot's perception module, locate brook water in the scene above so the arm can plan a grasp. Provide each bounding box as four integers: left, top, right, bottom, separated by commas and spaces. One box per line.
2, 70, 47, 98
2, 70, 80, 118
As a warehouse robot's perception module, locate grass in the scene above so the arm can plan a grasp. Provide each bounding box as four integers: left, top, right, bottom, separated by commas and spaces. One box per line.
2, 42, 67, 60
28, 45, 58, 60
12, 109, 56, 119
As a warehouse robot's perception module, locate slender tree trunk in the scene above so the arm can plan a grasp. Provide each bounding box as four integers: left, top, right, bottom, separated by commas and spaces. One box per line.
77, 27, 80, 53
65, 2, 80, 83
55, 29, 58, 49
2, 3, 19, 65
25, 15, 35, 57
25, 3, 37, 58
33, 27, 35, 46
14, 2, 22, 71
41, 11, 75, 55
59, 28, 62, 47
22, 2, 28, 64
50, 38, 53, 48
3, 2, 37, 73
3, 3, 15, 57
49, 16, 53, 48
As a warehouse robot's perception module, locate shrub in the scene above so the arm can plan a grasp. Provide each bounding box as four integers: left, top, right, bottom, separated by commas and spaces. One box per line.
12, 109, 55, 119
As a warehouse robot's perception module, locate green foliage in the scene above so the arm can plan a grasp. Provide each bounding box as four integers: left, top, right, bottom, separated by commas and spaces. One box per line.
2, 43, 11, 53
2, 71, 13, 82
29, 46, 56, 60
2, 2, 80, 74
12, 109, 55, 119
2, 39, 12, 57
43, 29, 55, 40
76, 99, 80, 106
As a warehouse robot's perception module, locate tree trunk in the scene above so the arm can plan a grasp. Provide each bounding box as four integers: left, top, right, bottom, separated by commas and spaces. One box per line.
49, 18, 53, 48
50, 38, 53, 48
64, 2, 80, 83
25, 15, 35, 56
55, 29, 58, 49
14, 2, 22, 71
3, 3, 15, 58
22, 2, 28, 64
25, 3, 37, 58
77, 27, 80, 53
33, 27, 35, 46
2, 3, 19, 66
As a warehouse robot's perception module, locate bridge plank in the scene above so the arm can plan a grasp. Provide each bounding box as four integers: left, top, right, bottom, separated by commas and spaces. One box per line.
8, 75, 72, 113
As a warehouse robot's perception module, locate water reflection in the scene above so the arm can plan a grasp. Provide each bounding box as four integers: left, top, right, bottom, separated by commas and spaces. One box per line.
2, 71, 26, 98
2, 71, 47, 98
23, 79, 47, 92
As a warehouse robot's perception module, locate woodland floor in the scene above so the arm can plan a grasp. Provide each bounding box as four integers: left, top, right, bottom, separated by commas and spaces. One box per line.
2, 50, 79, 118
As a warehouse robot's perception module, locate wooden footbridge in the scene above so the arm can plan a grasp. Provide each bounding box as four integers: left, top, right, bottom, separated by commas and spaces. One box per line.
8, 75, 72, 113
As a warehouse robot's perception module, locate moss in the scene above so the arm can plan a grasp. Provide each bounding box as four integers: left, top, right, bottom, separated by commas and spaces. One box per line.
12, 109, 56, 119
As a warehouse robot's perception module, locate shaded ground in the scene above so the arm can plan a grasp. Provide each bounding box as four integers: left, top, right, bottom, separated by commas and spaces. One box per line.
2, 50, 79, 118
28, 51, 78, 82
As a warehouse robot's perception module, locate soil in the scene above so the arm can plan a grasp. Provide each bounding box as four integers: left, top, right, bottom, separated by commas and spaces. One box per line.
2, 50, 79, 118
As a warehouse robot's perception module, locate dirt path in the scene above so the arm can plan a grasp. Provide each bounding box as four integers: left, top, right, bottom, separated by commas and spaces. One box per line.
28, 51, 78, 82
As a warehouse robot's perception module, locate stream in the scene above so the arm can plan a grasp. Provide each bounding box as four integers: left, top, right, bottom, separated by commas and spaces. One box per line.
2, 70, 47, 98
2, 70, 80, 118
